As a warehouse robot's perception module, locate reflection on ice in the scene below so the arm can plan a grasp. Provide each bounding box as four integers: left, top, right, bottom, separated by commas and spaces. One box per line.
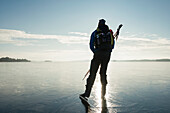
93, 77, 109, 113
94, 79, 101, 108
93, 76, 121, 113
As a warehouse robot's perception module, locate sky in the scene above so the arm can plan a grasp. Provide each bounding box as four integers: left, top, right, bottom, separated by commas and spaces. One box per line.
0, 0, 170, 61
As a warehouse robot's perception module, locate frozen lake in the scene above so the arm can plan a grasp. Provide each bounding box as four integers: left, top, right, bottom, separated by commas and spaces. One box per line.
0, 62, 170, 113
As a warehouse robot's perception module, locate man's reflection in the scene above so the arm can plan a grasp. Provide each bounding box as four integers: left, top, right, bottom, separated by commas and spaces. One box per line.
101, 98, 108, 113
80, 97, 108, 113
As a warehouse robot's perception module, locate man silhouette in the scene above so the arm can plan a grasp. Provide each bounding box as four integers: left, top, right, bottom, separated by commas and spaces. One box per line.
80, 19, 119, 99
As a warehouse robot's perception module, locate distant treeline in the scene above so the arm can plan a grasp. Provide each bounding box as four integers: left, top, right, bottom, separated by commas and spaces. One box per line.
155, 59, 170, 61
0, 57, 31, 62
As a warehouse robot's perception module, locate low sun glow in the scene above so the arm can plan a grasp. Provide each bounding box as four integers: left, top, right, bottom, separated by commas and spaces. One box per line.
94, 75, 111, 113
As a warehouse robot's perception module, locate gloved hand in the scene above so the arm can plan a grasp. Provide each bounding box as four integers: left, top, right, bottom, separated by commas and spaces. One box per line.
118, 24, 123, 30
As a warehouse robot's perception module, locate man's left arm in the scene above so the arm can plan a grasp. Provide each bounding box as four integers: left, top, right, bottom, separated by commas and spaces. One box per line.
89, 31, 96, 53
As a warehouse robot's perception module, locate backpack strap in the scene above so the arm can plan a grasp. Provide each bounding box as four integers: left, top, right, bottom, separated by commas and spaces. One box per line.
110, 29, 114, 46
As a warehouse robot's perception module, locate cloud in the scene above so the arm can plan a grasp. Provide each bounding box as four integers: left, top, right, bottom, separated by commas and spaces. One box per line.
1, 28, 170, 60
0, 29, 89, 46
112, 34, 170, 60
68, 32, 89, 37
1, 28, 169, 48
117, 35, 170, 49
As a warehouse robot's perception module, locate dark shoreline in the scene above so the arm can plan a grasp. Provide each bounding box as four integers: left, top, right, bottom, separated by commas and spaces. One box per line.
0, 57, 30, 62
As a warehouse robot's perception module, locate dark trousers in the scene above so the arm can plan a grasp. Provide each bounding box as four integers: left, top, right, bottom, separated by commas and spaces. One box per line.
85, 51, 111, 97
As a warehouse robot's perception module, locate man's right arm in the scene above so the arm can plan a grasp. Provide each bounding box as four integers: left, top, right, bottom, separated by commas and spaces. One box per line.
110, 29, 115, 49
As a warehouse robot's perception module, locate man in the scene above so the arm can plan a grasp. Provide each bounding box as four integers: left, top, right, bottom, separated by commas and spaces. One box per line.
80, 19, 121, 99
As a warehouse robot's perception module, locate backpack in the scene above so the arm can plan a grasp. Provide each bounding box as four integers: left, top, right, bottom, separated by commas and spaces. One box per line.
94, 28, 112, 51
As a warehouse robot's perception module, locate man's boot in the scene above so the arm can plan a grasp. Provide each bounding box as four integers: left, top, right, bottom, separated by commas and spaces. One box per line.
80, 85, 92, 100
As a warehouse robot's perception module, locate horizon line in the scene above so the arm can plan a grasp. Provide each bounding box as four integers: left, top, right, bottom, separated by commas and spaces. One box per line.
1, 57, 170, 62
